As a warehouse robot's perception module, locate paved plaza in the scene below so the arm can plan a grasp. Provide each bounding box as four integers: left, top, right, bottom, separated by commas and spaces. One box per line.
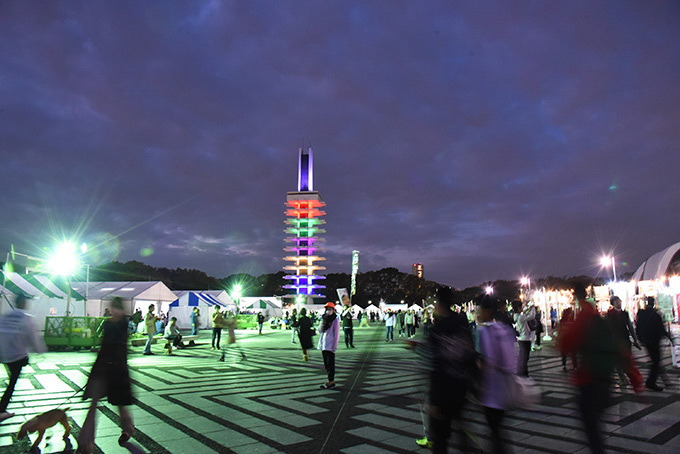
2, 324, 680, 453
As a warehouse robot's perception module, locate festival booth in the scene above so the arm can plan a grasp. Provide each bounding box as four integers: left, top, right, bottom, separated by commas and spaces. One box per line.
0, 272, 86, 326
239, 296, 283, 318
633, 241, 680, 323
169, 291, 232, 329
71, 281, 177, 317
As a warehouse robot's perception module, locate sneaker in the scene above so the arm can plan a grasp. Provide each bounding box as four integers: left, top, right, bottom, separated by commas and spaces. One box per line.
416, 437, 432, 448
320, 382, 336, 389
143, 352, 154, 356
0, 412, 14, 422
647, 384, 664, 392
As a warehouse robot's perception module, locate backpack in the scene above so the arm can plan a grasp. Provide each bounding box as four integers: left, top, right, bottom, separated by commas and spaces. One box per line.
581, 314, 624, 381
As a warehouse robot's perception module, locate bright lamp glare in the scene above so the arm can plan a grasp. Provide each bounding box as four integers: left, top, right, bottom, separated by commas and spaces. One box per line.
485, 286, 493, 294
600, 256, 612, 267
48, 242, 78, 276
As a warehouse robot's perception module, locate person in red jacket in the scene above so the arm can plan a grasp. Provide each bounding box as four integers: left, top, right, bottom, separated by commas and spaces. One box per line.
559, 283, 621, 454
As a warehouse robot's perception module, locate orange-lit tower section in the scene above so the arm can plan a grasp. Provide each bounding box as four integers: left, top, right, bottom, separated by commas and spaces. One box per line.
283, 147, 326, 299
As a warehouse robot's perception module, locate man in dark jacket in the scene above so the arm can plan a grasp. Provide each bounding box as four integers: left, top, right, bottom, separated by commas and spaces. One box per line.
636, 297, 670, 391
428, 287, 476, 453
341, 299, 355, 348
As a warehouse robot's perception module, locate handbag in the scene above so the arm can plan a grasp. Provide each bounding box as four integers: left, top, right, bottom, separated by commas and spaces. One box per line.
490, 323, 541, 409
506, 375, 541, 409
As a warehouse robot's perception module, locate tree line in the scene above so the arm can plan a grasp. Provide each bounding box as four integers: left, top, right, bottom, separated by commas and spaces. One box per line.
72, 261, 609, 307
2, 259, 611, 307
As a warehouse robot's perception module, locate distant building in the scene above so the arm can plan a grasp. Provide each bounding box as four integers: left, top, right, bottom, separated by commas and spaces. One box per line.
412, 263, 423, 279
283, 147, 326, 302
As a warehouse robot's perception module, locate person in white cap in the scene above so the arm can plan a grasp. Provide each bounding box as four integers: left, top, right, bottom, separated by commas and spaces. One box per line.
318, 302, 340, 389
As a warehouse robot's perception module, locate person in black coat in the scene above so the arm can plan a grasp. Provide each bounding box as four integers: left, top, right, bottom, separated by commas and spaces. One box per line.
78, 297, 134, 453
297, 308, 315, 361
636, 296, 670, 391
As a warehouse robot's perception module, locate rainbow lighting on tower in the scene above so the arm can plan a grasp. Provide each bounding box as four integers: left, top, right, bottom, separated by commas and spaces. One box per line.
283, 147, 326, 300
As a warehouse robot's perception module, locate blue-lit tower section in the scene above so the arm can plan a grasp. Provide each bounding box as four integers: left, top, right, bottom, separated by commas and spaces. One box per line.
284, 147, 326, 299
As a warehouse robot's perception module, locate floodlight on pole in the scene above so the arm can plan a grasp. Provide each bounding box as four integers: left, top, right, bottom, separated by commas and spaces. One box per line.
485, 286, 494, 295
600, 256, 617, 281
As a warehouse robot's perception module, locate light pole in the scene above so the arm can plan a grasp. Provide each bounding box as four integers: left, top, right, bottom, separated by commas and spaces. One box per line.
47, 242, 79, 317
601, 256, 617, 281
232, 284, 242, 314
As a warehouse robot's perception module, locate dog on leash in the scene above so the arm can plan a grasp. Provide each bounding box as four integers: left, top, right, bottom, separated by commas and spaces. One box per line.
17, 408, 71, 449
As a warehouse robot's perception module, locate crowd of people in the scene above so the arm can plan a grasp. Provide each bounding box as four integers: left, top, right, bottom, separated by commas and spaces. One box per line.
0, 284, 675, 453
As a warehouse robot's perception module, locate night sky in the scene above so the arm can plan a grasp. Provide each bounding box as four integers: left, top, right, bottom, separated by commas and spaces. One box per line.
1, 1, 679, 288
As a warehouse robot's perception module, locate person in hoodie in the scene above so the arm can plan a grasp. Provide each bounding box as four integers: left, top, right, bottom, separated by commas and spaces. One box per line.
318, 302, 340, 389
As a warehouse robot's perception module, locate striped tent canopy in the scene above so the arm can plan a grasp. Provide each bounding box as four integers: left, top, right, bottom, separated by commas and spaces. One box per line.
0, 271, 85, 300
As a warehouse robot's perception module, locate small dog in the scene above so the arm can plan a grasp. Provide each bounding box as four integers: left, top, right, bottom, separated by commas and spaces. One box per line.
17, 408, 71, 449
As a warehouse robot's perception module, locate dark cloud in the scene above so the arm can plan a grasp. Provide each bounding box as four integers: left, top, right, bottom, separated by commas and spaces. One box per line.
1, 1, 679, 288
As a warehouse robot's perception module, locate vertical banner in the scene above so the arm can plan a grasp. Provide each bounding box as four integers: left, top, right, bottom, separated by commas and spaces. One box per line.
351, 250, 360, 296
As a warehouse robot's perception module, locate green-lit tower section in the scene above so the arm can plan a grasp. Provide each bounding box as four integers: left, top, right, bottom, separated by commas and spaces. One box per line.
283, 147, 326, 300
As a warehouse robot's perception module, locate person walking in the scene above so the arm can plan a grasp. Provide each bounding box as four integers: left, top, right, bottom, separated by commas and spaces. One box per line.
359, 310, 370, 328
405, 309, 416, 338
318, 302, 340, 389
428, 287, 477, 453
559, 307, 578, 372
142, 304, 158, 356
606, 296, 643, 392
512, 300, 535, 376
341, 300, 355, 348
560, 283, 622, 454
212, 306, 225, 350
77, 297, 134, 453
221, 311, 246, 362
397, 309, 406, 337
384, 310, 396, 342
257, 312, 265, 335
297, 307, 314, 361
477, 295, 516, 454
290, 308, 298, 344
636, 296, 670, 391
190, 307, 200, 336
0, 294, 45, 422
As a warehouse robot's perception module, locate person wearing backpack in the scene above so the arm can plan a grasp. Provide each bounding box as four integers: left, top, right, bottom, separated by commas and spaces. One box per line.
560, 283, 621, 454
512, 300, 535, 377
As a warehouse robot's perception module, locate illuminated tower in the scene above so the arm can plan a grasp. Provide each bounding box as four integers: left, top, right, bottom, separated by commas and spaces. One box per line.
412, 263, 423, 279
283, 147, 326, 300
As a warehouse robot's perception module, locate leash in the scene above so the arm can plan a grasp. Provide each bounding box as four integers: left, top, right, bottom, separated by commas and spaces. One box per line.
54, 384, 86, 410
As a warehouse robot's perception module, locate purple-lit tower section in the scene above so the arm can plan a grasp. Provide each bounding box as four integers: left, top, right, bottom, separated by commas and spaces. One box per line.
283, 147, 326, 298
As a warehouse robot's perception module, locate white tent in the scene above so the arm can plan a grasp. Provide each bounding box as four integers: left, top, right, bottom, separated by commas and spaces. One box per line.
71, 281, 177, 317
408, 303, 423, 312
169, 291, 236, 329
239, 297, 283, 318
364, 304, 380, 314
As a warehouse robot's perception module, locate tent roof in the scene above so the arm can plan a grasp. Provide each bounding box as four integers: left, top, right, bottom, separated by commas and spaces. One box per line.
1, 272, 85, 300
72, 281, 176, 302
633, 241, 680, 281
170, 291, 228, 307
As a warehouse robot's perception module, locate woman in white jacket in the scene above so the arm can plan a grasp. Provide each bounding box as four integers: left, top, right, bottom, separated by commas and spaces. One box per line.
512, 300, 535, 377
318, 302, 341, 389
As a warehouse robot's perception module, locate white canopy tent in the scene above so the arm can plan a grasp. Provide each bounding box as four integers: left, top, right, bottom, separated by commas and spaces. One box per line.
169, 291, 236, 329
239, 297, 283, 318
71, 281, 177, 317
